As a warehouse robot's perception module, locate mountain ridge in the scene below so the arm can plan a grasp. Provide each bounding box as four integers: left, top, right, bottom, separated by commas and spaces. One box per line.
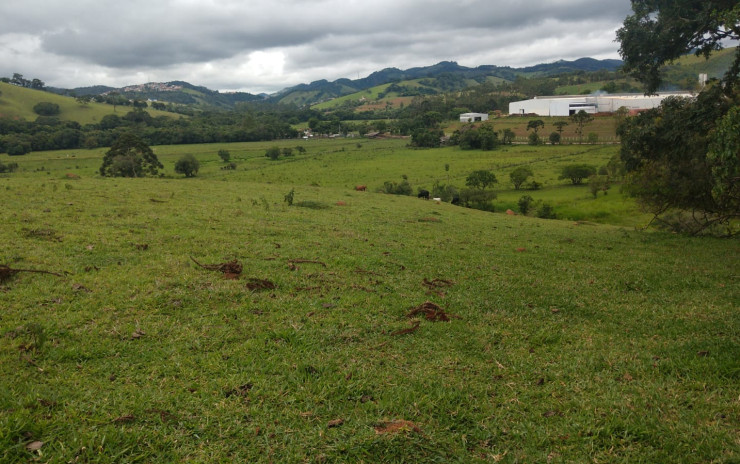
44, 57, 623, 108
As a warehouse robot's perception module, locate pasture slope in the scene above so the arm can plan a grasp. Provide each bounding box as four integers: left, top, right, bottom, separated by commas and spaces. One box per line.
0, 139, 738, 463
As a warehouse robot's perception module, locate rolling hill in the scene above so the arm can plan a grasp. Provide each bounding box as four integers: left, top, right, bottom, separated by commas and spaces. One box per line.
0, 82, 178, 124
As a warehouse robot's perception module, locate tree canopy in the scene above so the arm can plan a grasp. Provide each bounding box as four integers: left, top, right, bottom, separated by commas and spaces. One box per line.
617, 1, 740, 234
100, 133, 163, 177
617, 1, 740, 94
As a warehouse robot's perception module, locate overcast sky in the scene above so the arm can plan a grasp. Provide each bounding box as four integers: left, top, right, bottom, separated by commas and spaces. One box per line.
0, 0, 634, 94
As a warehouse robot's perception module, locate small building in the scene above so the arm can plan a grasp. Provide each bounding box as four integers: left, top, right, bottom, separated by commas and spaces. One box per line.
459, 112, 489, 123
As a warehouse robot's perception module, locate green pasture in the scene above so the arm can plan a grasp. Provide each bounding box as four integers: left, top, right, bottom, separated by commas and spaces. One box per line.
1, 139, 738, 462
3, 139, 644, 226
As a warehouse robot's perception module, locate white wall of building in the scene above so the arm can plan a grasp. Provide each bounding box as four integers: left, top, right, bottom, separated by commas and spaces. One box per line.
508, 93, 694, 116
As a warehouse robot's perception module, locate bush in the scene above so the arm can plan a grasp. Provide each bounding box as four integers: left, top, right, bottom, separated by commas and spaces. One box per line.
459, 188, 497, 212
518, 195, 534, 215
174, 154, 200, 177
549, 132, 561, 145
0, 161, 19, 173
217, 149, 231, 162
431, 181, 459, 202
588, 175, 610, 198
383, 177, 413, 195
527, 132, 541, 145
536, 202, 557, 219
33, 102, 60, 116
284, 188, 294, 206
265, 146, 281, 160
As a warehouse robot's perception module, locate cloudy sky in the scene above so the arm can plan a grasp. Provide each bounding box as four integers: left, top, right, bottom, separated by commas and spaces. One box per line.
0, 0, 634, 94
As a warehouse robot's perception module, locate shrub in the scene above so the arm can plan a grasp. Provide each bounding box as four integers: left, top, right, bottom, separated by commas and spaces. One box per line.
0, 161, 19, 173
383, 177, 413, 195
33, 102, 60, 116
536, 202, 557, 219
265, 146, 281, 160
174, 154, 200, 177
527, 132, 541, 145
518, 195, 534, 215
284, 188, 295, 206
217, 149, 231, 162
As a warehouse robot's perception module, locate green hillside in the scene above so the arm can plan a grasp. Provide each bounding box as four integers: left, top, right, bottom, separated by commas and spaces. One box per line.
0, 82, 176, 124
0, 138, 737, 462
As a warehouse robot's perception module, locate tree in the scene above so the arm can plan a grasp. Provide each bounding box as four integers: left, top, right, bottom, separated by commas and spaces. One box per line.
518, 195, 534, 215
411, 128, 443, 148
616, 1, 740, 94
559, 164, 596, 185
510, 166, 534, 190
527, 132, 541, 145
569, 110, 593, 144
617, 1, 740, 234
526, 119, 544, 135
100, 133, 163, 177
549, 132, 561, 145
501, 128, 515, 145
466, 170, 497, 191
174, 154, 200, 177
553, 121, 568, 140
588, 174, 610, 198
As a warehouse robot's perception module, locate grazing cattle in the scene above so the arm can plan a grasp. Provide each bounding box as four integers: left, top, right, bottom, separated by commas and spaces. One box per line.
451, 195, 460, 205
418, 189, 430, 200
355, 185, 366, 191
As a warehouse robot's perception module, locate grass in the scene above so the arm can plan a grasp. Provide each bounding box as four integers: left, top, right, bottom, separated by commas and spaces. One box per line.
1, 138, 738, 463
0, 82, 177, 125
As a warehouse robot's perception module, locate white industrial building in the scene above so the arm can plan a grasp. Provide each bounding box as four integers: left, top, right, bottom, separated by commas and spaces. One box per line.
459, 112, 489, 122
508, 92, 695, 117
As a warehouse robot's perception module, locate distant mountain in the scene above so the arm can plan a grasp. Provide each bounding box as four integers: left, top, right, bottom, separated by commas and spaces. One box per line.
273, 58, 623, 106
42, 57, 624, 109
49, 80, 265, 109
521, 58, 624, 74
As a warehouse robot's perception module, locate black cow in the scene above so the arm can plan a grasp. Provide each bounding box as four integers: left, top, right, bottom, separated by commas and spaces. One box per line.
418, 189, 430, 200
451, 195, 460, 205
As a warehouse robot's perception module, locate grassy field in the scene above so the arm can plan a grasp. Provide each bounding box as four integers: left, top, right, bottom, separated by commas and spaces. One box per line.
1, 139, 738, 463
0, 82, 175, 125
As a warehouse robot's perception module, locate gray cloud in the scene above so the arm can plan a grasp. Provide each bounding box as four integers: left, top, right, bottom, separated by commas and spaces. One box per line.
0, 0, 633, 93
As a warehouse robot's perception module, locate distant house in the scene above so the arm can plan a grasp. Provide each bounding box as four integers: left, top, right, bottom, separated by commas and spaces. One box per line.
460, 112, 489, 123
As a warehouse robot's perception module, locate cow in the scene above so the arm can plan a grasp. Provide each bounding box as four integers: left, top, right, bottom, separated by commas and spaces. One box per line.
418, 189, 430, 200
451, 195, 460, 205
355, 185, 366, 191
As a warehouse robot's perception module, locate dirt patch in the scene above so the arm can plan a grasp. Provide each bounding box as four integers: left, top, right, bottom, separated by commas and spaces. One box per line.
190, 256, 243, 279
422, 278, 454, 289
246, 278, 276, 291
390, 320, 420, 336
407, 301, 459, 322
374, 419, 422, 435
0, 264, 66, 283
